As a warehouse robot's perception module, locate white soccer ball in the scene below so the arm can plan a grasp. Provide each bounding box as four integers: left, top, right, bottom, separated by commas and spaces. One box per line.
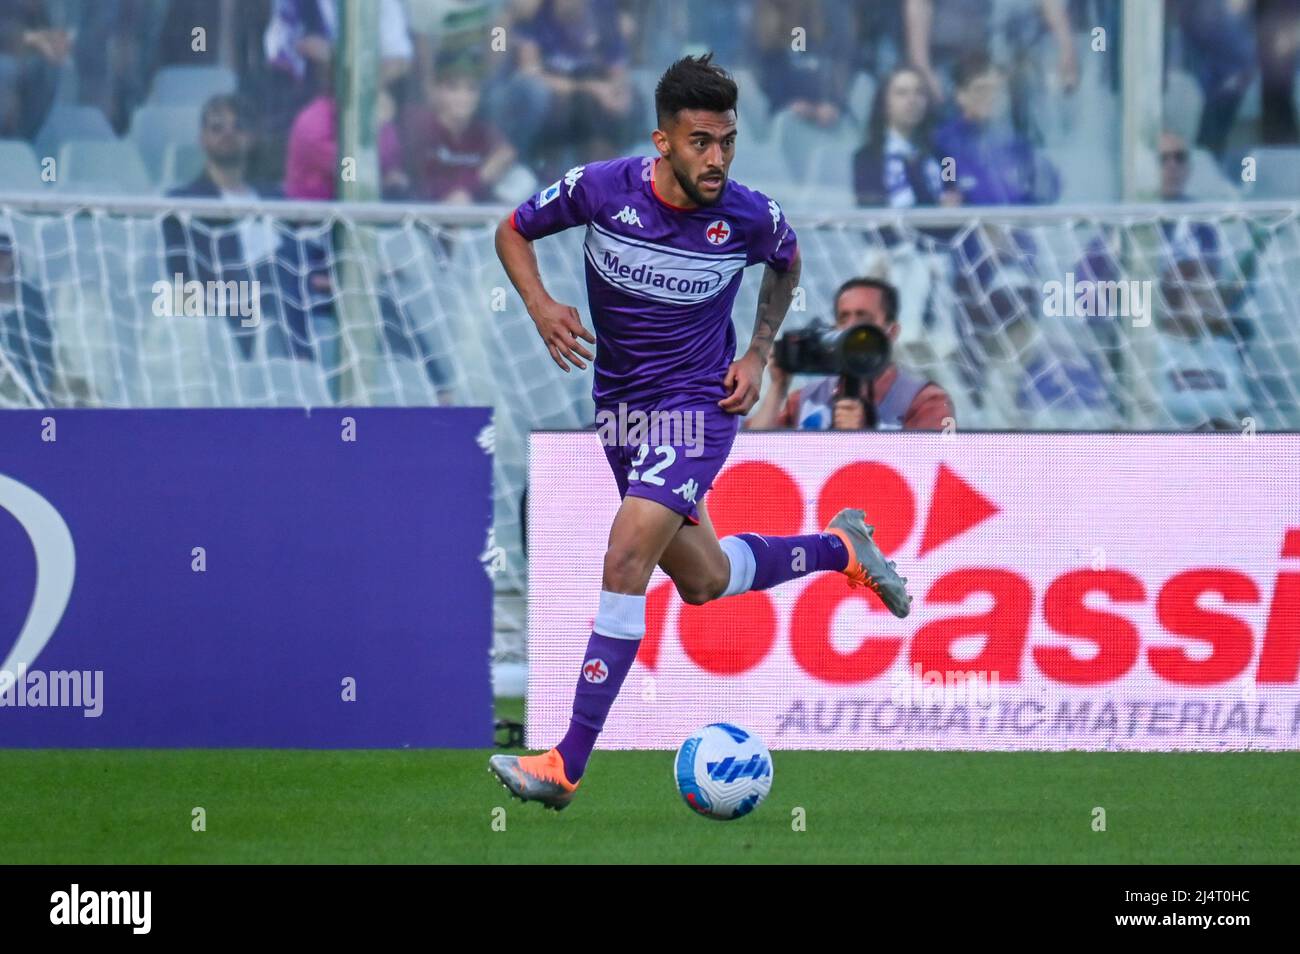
674, 722, 774, 820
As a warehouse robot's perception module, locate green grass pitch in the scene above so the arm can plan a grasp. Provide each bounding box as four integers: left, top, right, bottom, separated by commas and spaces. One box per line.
1, 697, 1296, 864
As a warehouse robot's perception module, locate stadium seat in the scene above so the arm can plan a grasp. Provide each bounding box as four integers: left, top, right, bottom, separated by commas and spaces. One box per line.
769, 107, 856, 182
727, 137, 791, 196
1163, 69, 1204, 145
146, 65, 238, 107
1186, 147, 1240, 199
160, 142, 205, 190
846, 70, 876, 126
56, 139, 154, 195
1048, 140, 1120, 203
0, 139, 45, 191
33, 105, 115, 160
492, 163, 539, 204
730, 68, 772, 143
130, 105, 201, 179
628, 67, 661, 138
1238, 73, 1262, 124
802, 143, 854, 196
1245, 146, 1300, 199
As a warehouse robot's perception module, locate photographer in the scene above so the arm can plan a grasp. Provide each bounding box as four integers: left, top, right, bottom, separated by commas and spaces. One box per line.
746, 277, 954, 431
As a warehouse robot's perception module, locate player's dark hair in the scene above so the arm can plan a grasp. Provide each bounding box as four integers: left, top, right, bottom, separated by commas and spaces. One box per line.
655, 53, 738, 127
835, 277, 899, 325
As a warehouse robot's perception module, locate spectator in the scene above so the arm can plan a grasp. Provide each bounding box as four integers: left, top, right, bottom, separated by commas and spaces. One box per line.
1159, 129, 1196, 201
161, 95, 288, 361
282, 88, 405, 200
0, 0, 69, 140
854, 66, 960, 207
746, 278, 955, 431
264, 0, 413, 87
904, 0, 1077, 105
750, 0, 856, 127
1166, 0, 1257, 156
75, 0, 167, 134
0, 229, 54, 404
283, 85, 455, 392
1153, 257, 1253, 430
167, 96, 279, 204
1154, 130, 1229, 283
400, 53, 516, 203
933, 53, 1060, 205
490, 0, 637, 179
254, 0, 414, 184
1256, 0, 1300, 144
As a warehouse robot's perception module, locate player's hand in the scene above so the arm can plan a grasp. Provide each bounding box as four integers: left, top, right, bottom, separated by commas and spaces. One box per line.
719, 349, 764, 415
530, 298, 595, 372
766, 352, 790, 396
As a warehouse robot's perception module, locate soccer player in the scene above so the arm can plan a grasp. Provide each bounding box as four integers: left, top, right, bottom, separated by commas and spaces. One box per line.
489, 55, 912, 810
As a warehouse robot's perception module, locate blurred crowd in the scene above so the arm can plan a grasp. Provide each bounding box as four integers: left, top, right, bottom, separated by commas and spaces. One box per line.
0, 0, 1298, 206
2, 0, 1299, 435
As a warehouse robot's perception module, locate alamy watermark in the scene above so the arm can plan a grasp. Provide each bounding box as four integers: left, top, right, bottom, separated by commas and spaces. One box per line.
890, 663, 1001, 707
1042, 272, 1152, 327
0, 664, 103, 718
151, 274, 261, 327
595, 403, 705, 458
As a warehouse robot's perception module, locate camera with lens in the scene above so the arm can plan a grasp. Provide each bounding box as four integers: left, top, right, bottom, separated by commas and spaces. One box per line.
773, 320, 892, 380
773, 320, 893, 428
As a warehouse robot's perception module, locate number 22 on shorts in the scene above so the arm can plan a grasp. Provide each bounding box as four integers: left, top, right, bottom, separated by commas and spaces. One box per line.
628, 444, 676, 485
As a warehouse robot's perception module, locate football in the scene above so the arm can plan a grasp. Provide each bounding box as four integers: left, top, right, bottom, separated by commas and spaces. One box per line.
674, 723, 774, 820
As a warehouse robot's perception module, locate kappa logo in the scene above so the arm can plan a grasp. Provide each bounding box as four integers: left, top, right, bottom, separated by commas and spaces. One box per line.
582, 657, 609, 683
705, 220, 731, 245
673, 478, 699, 505
612, 206, 644, 227
767, 199, 782, 233
564, 165, 585, 197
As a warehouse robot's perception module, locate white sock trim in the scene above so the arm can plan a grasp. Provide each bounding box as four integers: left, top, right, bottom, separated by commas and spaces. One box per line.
719, 535, 757, 597
593, 590, 647, 640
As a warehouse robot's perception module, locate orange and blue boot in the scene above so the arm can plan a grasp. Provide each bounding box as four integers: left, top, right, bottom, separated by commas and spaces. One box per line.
824, 507, 913, 618
488, 748, 580, 811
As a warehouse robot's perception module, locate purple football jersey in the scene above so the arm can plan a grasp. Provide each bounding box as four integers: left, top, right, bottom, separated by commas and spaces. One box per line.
510, 155, 798, 409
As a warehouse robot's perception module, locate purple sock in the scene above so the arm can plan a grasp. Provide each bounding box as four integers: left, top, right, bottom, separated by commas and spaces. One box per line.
555, 625, 642, 784
738, 532, 849, 591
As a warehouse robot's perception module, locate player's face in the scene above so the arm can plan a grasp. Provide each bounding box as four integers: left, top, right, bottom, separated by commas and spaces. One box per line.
662, 109, 737, 206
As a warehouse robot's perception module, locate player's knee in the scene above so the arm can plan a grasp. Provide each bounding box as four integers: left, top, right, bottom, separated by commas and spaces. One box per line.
602, 544, 653, 591
674, 569, 728, 606
676, 583, 712, 606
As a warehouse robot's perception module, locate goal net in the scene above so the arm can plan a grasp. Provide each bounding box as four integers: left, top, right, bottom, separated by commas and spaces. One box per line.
2, 193, 1299, 671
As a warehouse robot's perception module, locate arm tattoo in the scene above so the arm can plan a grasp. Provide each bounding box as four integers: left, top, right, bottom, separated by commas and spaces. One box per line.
748, 254, 801, 361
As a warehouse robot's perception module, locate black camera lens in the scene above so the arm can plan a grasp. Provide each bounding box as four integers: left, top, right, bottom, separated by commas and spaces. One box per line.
834, 323, 891, 380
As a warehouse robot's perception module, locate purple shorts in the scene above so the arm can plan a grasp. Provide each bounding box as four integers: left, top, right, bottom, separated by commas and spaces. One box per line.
598, 402, 740, 525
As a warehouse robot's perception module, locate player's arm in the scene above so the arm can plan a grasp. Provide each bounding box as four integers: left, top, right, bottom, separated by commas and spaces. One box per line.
495, 215, 595, 373
720, 247, 801, 414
